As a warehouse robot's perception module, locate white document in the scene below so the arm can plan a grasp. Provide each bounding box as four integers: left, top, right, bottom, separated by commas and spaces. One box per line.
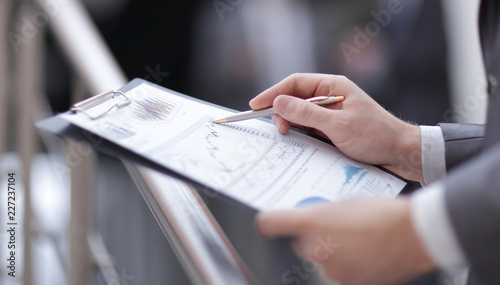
62, 83, 406, 210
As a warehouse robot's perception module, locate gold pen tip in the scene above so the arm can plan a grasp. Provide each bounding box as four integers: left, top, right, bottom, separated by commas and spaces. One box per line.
335, 95, 345, 102
213, 118, 227, 124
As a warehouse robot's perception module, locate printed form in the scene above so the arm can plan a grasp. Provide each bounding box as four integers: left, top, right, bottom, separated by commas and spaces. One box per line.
62, 83, 406, 210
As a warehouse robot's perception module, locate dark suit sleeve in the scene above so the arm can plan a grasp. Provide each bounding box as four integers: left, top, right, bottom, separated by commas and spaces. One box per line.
444, 142, 500, 285
438, 123, 486, 170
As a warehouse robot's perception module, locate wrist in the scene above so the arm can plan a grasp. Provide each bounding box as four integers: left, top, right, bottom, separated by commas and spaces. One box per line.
385, 123, 424, 182
397, 198, 437, 278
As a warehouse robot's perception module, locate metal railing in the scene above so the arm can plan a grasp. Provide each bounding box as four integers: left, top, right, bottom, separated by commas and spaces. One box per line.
6, 0, 253, 284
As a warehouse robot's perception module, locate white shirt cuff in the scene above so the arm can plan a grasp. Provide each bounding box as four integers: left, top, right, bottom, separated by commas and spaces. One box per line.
410, 184, 468, 274
420, 126, 446, 185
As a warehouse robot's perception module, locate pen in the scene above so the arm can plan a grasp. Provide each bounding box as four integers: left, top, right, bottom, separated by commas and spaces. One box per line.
213, 95, 345, 124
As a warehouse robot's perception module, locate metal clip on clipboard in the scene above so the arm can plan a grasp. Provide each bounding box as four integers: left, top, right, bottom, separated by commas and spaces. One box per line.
70, 90, 131, 120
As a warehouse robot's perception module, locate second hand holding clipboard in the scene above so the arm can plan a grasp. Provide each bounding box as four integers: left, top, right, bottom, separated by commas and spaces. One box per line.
213, 95, 345, 124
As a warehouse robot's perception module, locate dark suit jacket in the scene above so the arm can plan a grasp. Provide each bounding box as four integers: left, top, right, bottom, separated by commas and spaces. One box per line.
438, 1, 500, 284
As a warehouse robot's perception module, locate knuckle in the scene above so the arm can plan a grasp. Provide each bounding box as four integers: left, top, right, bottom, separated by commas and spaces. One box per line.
297, 102, 313, 122
335, 75, 354, 88
283, 73, 296, 83
335, 75, 349, 82
341, 113, 354, 126
285, 73, 304, 84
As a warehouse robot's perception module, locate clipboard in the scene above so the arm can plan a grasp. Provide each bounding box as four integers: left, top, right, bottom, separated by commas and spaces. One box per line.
70, 89, 131, 120
38, 81, 263, 284
37, 79, 413, 211
37, 79, 257, 199
37, 79, 230, 195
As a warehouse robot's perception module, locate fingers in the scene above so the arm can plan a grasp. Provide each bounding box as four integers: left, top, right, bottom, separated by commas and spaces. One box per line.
249, 73, 352, 110
272, 115, 331, 138
273, 95, 339, 132
271, 115, 291, 135
292, 237, 319, 259
249, 73, 322, 110
256, 209, 312, 238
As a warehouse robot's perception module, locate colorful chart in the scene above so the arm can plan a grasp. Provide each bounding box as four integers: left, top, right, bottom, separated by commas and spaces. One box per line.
132, 97, 176, 121
296, 197, 329, 207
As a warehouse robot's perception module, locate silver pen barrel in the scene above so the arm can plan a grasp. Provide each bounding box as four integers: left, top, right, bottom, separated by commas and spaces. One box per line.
213, 96, 344, 124
214, 108, 276, 124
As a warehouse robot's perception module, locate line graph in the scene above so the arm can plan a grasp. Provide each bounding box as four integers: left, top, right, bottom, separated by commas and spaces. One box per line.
150, 117, 308, 200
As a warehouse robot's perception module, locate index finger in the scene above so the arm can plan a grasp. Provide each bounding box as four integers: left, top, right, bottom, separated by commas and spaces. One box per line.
256, 209, 313, 238
249, 73, 353, 110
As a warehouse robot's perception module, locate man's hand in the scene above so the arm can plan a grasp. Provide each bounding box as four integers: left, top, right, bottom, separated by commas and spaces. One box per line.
250, 73, 423, 182
257, 198, 437, 285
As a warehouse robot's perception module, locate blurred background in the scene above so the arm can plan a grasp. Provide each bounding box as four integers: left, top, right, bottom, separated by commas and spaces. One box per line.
0, 0, 487, 284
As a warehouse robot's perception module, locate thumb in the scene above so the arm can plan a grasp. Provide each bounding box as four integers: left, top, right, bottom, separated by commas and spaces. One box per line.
273, 95, 336, 131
